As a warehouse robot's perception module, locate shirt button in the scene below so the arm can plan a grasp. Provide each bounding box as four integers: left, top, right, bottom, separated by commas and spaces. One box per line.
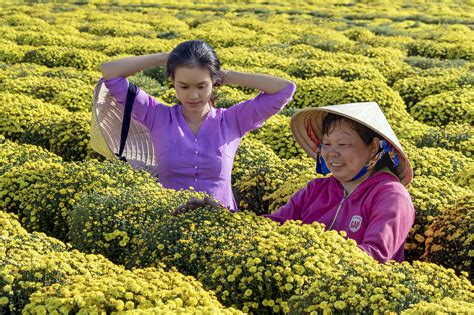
194, 178, 198, 181
194, 150, 198, 154
195, 166, 198, 169
194, 138, 198, 142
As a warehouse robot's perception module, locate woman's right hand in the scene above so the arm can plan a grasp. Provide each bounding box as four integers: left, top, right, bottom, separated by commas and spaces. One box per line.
172, 196, 223, 216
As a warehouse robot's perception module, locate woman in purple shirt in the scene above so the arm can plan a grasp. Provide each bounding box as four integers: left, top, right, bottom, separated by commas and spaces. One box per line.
100, 40, 296, 210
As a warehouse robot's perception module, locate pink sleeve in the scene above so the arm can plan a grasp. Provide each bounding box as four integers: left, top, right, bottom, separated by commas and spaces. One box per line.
223, 82, 296, 136
264, 180, 308, 223
102, 77, 170, 131
358, 185, 415, 263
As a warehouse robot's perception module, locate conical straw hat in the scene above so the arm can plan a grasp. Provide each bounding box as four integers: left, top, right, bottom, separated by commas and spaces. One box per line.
91, 80, 158, 177
290, 102, 413, 186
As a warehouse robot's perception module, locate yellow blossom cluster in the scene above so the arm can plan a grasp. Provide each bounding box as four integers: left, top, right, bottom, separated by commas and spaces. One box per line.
0, 62, 99, 86
69, 185, 207, 267
133, 207, 473, 314
401, 139, 473, 184
411, 87, 474, 127
232, 136, 313, 214
392, 68, 471, 107
251, 115, 306, 160
415, 123, 474, 157
402, 297, 474, 314
0, 154, 159, 240
22, 46, 109, 71
1, 1, 474, 313
0, 210, 26, 237
0, 138, 62, 176
405, 175, 472, 262
423, 196, 473, 281
1, 76, 93, 112
1, 212, 238, 314
264, 167, 322, 213
408, 40, 474, 60
0, 92, 94, 161
0, 92, 69, 140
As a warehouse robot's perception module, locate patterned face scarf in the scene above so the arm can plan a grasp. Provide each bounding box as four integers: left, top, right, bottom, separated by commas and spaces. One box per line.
315, 140, 399, 181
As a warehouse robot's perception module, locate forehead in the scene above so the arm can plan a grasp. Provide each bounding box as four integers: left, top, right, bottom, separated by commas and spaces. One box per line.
174, 66, 212, 84
322, 119, 361, 140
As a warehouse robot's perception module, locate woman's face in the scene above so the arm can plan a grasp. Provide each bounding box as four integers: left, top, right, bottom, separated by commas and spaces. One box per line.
321, 119, 378, 184
173, 66, 213, 113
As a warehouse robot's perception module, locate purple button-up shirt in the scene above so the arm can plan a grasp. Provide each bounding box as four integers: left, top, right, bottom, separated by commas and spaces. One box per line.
103, 77, 296, 210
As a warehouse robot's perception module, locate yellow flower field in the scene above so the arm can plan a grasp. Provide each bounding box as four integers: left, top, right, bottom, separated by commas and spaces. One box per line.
1, 0, 473, 314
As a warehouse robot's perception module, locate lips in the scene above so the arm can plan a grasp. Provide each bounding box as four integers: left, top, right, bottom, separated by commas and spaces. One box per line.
187, 101, 202, 107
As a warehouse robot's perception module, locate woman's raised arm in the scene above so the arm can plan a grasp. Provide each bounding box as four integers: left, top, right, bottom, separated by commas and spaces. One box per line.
100, 53, 169, 80
219, 70, 293, 94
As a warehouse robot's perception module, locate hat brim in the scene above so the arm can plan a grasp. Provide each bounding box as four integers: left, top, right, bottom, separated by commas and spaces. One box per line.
91, 80, 158, 177
290, 103, 413, 186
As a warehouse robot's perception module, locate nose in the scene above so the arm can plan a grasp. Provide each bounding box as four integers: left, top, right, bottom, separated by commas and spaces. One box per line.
327, 146, 340, 157
189, 88, 199, 99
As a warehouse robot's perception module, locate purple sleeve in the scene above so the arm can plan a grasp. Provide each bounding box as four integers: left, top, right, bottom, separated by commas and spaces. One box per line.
223, 82, 296, 136
358, 185, 415, 263
264, 180, 308, 223
102, 77, 169, 131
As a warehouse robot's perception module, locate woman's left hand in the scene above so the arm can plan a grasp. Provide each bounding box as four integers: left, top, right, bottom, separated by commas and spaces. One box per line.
172, 196, 223, 216
217, 69, 230, 86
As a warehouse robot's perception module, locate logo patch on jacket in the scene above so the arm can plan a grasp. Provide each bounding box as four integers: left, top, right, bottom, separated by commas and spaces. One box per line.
349, 215, 363, 232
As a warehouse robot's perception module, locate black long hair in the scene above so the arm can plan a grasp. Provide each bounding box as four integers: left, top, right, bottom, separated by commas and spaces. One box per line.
166, 40, 222, 86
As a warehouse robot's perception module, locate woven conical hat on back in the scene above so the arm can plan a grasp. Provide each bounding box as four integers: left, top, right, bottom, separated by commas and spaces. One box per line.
91, 80, 158, 177
290, 102, 413, 185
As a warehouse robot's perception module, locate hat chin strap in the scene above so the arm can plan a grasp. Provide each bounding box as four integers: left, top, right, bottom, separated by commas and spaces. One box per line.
315, 140, 399, 181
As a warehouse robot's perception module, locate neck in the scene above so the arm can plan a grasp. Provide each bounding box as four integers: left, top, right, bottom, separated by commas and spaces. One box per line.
182, 104, 211, 125
341, 168, 377, 195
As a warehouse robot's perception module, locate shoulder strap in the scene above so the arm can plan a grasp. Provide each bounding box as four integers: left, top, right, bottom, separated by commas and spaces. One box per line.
116, 82, 137, 161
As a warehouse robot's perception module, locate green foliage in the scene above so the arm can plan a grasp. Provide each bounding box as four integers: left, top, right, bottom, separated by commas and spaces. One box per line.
215, 86, 254, 109
0, 40, 31, 64
129, 72, 167, 98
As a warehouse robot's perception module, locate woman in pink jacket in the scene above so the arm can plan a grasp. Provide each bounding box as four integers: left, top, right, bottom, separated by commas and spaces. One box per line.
177, 102, 415, 263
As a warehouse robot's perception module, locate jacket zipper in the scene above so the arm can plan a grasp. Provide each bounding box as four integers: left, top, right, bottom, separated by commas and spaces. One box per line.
328, 191, 348, 230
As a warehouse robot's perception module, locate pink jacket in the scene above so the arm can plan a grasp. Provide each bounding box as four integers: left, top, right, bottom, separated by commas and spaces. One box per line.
266, 171, 414, 263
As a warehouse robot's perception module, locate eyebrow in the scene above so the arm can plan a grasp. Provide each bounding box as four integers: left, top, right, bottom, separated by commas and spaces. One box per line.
177, 81, 209, 85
